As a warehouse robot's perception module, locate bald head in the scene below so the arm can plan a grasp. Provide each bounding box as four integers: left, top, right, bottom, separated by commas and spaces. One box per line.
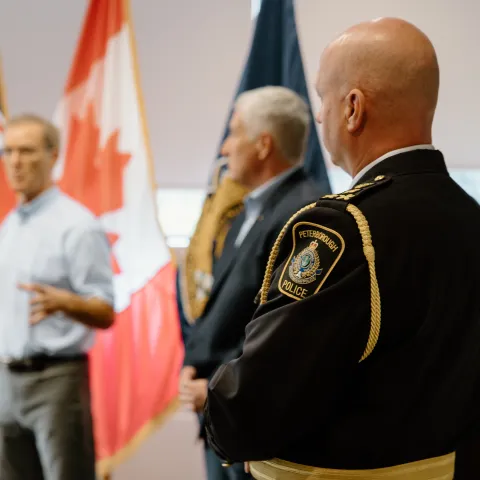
329, 18, 438, 115
316, 18, 440, 175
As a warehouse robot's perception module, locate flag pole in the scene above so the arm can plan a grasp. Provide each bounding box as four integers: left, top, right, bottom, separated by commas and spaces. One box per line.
0, 53, 10, 118
121, 0, 177, 265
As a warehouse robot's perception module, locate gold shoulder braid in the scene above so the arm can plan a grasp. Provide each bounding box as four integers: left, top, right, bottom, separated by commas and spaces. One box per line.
346, 203, 380, 362
258, 175, 390, 362
259, 202, 317, 305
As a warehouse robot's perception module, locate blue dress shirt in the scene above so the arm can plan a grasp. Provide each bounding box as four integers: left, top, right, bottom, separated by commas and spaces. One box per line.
0, 187, 114, 358
234, 166, 301, 247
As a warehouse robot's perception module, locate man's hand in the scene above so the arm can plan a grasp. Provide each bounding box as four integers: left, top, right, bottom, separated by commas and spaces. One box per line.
18, 283, 73, 325
189, 378, 208, 413
179, 366, 197, 407
178, 366, 208, 413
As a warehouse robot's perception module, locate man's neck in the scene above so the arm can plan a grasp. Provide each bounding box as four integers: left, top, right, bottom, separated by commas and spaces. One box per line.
349, 144, 435, 188
20, 182, 54, 205
247, 163, 293, 191
350, 137, 433, 178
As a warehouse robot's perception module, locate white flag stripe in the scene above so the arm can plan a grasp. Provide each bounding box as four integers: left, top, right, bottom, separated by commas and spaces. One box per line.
54, 26, 170, 313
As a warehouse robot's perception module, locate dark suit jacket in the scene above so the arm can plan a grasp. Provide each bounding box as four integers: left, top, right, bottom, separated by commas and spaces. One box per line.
183, 167, 321, 381
205, 149, 480, 477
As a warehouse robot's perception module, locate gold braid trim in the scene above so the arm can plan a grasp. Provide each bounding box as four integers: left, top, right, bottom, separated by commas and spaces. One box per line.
258, 201, 381, 363
346, 204, 381, 362
259, 203, 317, 305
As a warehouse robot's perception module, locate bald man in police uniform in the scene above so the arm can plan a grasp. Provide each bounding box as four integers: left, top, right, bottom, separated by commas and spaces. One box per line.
203, 18, 480, 480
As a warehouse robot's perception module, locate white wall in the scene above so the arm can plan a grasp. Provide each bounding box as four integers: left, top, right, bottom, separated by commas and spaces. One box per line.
0, 0, 252, 189
295, 0, 480, 170
1, 0, 479, 190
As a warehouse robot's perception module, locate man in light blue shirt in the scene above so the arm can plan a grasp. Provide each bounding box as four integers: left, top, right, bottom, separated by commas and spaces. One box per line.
0, 114, 114, 480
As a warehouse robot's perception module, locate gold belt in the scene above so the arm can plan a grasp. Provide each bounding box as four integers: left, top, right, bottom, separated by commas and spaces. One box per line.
249, 452, 455, 480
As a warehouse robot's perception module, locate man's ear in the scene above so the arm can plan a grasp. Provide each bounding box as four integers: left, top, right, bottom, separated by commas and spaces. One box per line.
255, 132, 273, 161
345, 88, 366, 134
50, 148, 59, 167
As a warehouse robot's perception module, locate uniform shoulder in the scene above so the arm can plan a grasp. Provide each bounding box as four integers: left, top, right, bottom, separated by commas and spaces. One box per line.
259, 179, 386, 361
320, 174, 392, 207
259, 176, 393, 304
275, 174, 392, 234
259, 199, 362, 305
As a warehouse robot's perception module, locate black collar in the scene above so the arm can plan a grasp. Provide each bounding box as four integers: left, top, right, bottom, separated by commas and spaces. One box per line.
356, 149, 449, 185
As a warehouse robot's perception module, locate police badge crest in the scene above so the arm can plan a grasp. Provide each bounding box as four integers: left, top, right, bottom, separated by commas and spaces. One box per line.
289, 239, 322, 284
279, 222, 345, 301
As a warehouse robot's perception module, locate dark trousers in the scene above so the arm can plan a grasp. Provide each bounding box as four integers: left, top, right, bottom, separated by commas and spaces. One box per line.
0, 360, 96, 480
205, 446, 252, 480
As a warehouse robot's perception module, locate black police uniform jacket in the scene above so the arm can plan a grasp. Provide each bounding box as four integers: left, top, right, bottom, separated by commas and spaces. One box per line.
183, 167, 321, 381
204, 149, 480, 476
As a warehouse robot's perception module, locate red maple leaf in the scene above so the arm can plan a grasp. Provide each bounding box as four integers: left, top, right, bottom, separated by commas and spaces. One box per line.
58, 103, 130, 274
58, 104, 130, 217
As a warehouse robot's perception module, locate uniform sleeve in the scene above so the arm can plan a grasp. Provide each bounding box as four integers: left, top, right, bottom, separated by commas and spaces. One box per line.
64, 222, 115, 306
204, 204, 372, 462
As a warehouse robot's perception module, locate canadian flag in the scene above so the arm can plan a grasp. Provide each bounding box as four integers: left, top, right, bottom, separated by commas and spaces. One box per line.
0, 54, 16, 222
53, 0, 184, 475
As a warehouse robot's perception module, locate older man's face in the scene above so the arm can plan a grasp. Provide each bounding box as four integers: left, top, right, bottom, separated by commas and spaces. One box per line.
3, 122, 55, 202
220, 111, 259, 187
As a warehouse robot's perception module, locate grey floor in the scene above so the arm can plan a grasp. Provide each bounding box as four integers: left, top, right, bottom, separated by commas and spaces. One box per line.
113, 408, 206, 480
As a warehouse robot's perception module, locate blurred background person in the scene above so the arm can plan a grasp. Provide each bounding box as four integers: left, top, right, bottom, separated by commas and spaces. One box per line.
0, 114, 114, 480
179, 86, 322, 480
177, 158, 249, 345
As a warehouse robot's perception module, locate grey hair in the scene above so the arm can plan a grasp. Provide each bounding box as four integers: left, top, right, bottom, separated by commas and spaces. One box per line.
235, 86, 310, 165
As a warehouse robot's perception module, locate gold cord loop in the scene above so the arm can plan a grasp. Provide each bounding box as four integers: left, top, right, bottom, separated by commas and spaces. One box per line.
346, 204, 381, 362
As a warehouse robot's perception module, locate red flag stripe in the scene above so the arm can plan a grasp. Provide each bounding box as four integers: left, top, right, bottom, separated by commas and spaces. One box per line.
55, 0, 183, 474
0, 55, 16, 223
65, 0, 124, 94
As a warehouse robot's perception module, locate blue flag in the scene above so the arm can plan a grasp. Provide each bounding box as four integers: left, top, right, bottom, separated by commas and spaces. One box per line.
176, 0, 331, 342
218, 0, 331, 193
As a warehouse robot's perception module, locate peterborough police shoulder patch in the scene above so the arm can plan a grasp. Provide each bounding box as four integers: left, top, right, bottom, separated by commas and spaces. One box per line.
278, 221, 345, 301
